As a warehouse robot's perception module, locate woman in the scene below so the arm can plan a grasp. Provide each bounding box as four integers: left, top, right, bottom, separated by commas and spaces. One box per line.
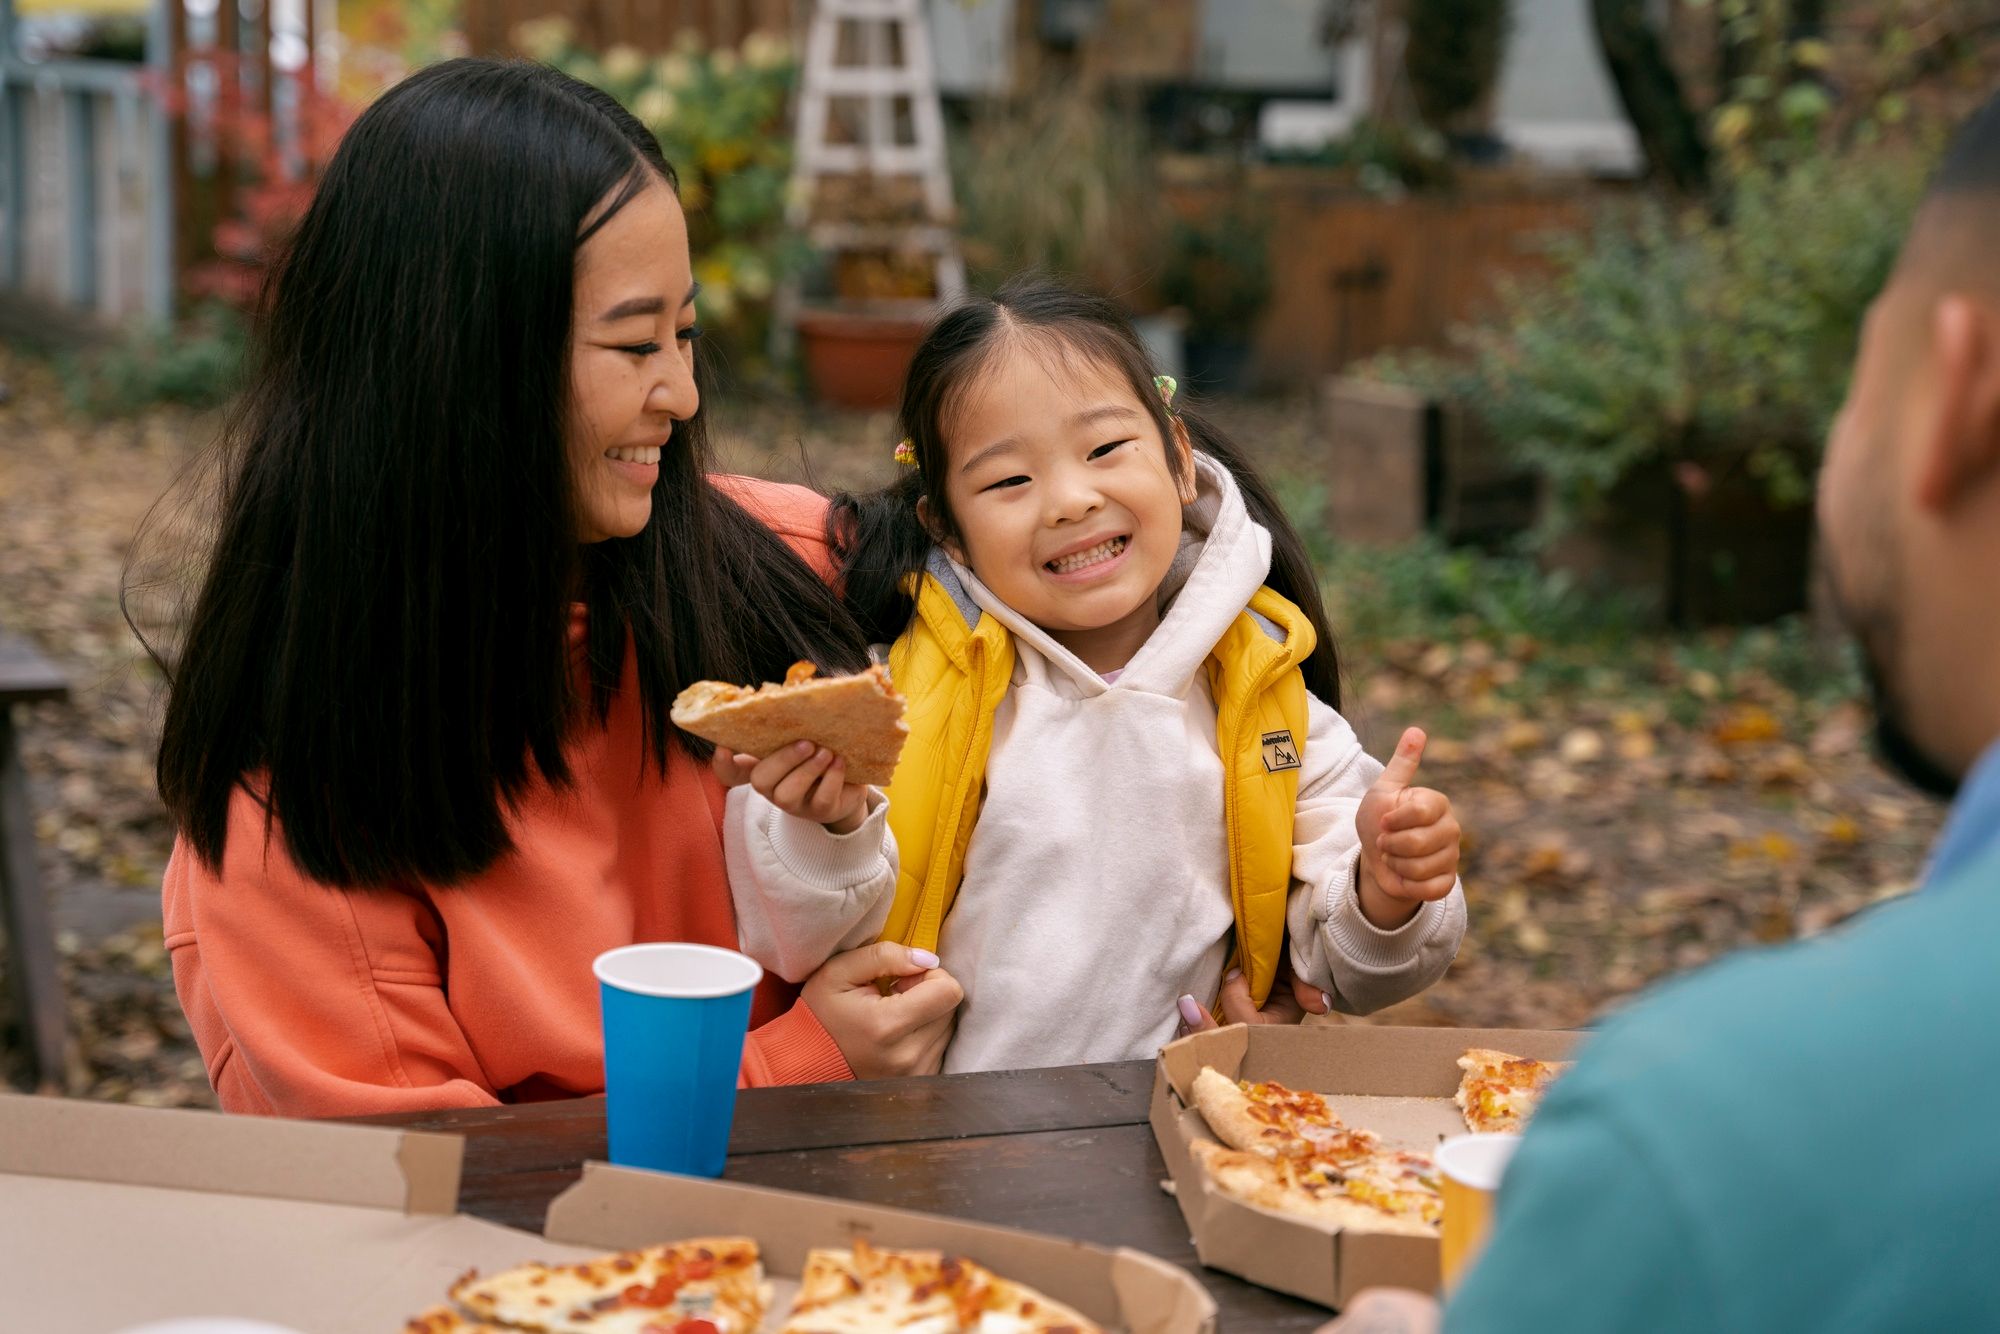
145, 59, 960, 1116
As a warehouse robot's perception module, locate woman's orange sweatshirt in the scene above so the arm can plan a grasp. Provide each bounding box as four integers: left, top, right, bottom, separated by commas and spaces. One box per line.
161, 477, 853, 1116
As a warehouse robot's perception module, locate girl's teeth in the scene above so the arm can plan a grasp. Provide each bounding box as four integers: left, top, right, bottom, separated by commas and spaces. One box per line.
1048, 536, 1127, 574
607, 446, 661, 465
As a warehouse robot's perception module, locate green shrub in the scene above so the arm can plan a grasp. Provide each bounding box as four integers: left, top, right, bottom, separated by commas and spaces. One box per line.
61, 304, 248, 417
1447, 150, 1927, 528
521, 23, 805, 381
1318, 534, 1649, 645
1403, 0, 1512, 136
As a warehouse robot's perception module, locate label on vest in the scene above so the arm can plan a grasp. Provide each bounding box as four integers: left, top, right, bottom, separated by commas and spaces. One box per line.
1260, 730, 1301, 773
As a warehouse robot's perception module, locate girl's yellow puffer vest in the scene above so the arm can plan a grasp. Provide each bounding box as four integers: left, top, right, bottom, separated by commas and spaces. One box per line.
877, 557, 1315, 1009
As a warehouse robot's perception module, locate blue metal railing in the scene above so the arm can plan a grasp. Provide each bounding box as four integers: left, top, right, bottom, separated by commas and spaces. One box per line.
0, 0, 175, 322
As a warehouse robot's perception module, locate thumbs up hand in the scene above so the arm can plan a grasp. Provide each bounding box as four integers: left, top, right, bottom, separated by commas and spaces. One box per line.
1355, 727, 1462, 930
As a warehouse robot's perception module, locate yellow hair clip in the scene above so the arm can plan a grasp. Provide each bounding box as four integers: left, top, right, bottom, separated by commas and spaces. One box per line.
893, 438, 918, 468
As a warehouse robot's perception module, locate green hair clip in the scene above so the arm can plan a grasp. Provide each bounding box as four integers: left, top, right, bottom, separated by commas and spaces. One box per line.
1154, 374, 1179, 412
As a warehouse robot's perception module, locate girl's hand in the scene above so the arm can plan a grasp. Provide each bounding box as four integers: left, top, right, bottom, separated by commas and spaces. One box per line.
802, 941, 963, 1079
711, 741, 870, 835
1175, 960, 1333, 1035
1355, 727, 1462, 930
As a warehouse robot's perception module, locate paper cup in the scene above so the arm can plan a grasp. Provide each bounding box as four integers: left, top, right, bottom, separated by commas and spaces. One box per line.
1436, 1132, 1522, 1291
594, 942, 764, 1178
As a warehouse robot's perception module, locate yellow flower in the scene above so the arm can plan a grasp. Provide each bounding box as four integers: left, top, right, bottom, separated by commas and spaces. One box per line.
701, 143, 751, 175
634, 88, 678, 127
513, 17, 573, 61
601, 45, 646, 83
742, 32, 790, 70
710, 49, 739, 77
654, 53, 698, 90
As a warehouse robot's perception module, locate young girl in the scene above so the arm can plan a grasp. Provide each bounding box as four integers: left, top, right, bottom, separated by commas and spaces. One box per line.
148, 59, 960, 1116
718, 280, 1466, 1072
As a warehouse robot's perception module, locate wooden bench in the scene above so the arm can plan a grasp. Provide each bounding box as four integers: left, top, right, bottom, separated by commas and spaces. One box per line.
0, 629, 72, 1092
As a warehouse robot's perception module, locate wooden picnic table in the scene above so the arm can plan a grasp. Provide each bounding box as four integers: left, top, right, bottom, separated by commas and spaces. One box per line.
0, 627, 72, 1092
358, 1060, 1333, 1330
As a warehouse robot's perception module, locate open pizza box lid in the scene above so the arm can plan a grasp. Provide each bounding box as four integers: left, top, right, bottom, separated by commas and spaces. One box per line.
1149, 1023, 1579, 1310
0, 1092, 1216, 1333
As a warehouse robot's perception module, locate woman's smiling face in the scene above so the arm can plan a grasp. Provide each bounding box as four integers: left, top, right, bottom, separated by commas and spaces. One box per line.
566, 173, 702, 544
938, 335, 1194, 669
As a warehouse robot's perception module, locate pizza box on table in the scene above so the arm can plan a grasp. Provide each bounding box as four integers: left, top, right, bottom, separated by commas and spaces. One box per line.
1149, 1023, 1579, 1311
0, 1092, 1216, 1333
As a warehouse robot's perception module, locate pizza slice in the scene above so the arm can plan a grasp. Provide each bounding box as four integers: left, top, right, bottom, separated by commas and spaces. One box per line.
1189, 1139, 1439, 1237
781, 1238, 1104, 1333
670, 661, 908, 786
1455, 1047, 1572, 1134
1190, 1067, 1382, 1166
447, 1236, 770, 1334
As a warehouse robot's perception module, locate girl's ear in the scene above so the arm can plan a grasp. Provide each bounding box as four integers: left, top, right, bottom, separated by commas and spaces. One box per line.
916, 494, 968, 565
1171, 418, 1199, 504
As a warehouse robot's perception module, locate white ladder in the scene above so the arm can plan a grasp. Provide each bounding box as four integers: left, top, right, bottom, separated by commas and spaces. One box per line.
788, 0, 966, 302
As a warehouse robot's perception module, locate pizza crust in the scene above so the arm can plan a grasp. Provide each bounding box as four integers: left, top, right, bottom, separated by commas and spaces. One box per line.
670, 663, 909, 787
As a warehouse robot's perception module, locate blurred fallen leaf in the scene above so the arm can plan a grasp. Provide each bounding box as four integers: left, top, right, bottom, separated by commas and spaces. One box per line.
1714, 705, 1783, 747
1559, 728, 1605, 764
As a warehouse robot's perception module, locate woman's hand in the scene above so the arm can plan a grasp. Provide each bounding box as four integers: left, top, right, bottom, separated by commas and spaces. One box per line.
712, 741, 870, 835
1175, 958, 1333, 1035
1355, 727, 1462, 930
802, 941, 963, 1079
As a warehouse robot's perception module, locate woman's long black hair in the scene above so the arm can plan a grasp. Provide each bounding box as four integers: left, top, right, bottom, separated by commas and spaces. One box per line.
137, 59, 867, 889
830, 277, 1340, 708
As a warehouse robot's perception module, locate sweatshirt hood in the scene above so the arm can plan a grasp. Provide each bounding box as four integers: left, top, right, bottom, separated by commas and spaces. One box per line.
949, 452, 1272, 696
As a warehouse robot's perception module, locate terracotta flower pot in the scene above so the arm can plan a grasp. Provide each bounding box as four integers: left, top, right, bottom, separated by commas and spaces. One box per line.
795, 305, 936, 411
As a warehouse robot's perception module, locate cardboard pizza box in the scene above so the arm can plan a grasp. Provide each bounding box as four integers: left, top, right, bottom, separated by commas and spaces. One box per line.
0, 1092, 1216, 1333
1150, 1023, 1580, 1310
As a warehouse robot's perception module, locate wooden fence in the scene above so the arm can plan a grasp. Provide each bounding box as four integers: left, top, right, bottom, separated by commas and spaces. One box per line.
462, 0, 803, 57
1164, 164, 1603, 385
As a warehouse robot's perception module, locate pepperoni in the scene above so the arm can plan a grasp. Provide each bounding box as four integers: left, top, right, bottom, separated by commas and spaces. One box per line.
619, 1276, 684, 1308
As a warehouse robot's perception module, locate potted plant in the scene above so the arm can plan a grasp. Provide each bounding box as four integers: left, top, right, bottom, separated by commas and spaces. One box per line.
1161, 201, 1271, 393
791, 173, 943, 410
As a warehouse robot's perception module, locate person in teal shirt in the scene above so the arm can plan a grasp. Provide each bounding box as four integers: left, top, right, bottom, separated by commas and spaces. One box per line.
1326, 92, 2000, 1334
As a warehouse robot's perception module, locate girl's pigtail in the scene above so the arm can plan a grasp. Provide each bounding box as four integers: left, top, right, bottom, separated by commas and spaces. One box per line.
1177, 407, 1343, 711
829, 470, 934, 648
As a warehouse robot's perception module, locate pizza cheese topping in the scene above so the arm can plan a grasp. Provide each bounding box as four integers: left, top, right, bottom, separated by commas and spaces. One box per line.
1455, 1048, 1572, 1134
421, 1236, 1101, 1334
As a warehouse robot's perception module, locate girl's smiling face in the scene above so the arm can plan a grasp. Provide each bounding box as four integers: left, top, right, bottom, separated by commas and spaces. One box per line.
567, 173, 703, 544
937, 337, 1194, 671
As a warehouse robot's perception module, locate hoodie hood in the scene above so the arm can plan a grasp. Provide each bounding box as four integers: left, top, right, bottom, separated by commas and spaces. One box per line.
949, 452, 1271, 698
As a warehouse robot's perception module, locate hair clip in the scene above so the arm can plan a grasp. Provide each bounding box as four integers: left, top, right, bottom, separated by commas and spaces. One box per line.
893, 438, 918, 468
1153, 374, 1179, 412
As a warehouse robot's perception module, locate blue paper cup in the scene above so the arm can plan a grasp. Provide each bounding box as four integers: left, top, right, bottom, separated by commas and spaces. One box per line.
593, 942, 764, 1177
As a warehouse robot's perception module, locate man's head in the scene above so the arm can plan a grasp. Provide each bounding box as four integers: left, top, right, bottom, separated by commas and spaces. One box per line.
1820, 94, 2000, 798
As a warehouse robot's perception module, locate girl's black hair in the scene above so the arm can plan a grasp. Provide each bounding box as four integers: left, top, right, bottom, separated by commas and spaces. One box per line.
136, 58, 867, 889
829, 277, 1340, 708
